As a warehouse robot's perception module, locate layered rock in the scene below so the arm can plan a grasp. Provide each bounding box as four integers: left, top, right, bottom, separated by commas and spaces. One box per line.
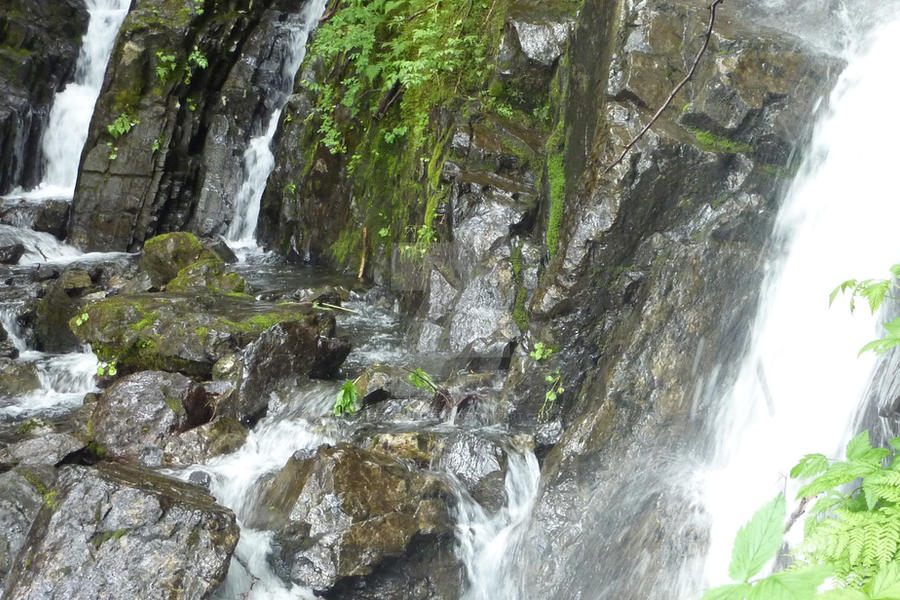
69, 0, 318, 251
2, 463, 239, 600
0, 1, 87, 194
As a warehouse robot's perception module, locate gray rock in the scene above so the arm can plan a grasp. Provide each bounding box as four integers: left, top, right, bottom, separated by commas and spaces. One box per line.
511, 20, 572, 66
0, 243, 24, 265
89, 371, 213, 467
0, 434, 84, 466
247, 443, 458, 593
0, 466, 55, 588
2, 463, 239, 600
0, 198, 70, 239
0, 360, 40, 398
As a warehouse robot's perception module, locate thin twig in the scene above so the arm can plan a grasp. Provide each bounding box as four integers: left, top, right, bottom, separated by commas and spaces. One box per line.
406, 0, 439, 22
604, 0, 725, 174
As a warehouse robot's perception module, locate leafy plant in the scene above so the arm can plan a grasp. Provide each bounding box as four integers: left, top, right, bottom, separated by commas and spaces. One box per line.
184, 46, 208, 84
74, 312, 89, 327
702, 430, 900, 599
96, 360, 118, 377
107, 113, 139, 139
155, 51, 177, 81
530, 342, 555, 361
192, 0, 204, 15
539, 370, 564, 422
407, 367, 437, 393
106, 142, 118, 161
333, 379, 359, 416
831, 264, 900, 354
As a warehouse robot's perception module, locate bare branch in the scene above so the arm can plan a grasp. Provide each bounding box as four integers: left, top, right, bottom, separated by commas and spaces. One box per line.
604, 0, 725, 174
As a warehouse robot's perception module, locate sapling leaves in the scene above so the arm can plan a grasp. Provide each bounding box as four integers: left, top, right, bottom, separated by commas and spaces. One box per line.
700, 584, 752, 600
333, 379, 359, 416
406, 368, 436, 392
729, 494, 787, 583
792, 454, 831, 479
747, 565, 830, 600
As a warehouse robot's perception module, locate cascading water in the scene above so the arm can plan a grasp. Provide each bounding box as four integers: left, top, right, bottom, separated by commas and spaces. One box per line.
697, 11, 900, 589
225, 0, 328, 253
6, 0, 129, 200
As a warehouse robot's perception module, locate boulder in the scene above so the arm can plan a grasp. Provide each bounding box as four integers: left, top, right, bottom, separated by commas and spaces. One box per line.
0, 198, 70, 239
159, 416, 247, 467
247, 443, 458, 593
0, 466, 55, 588
0, 360, 40, 398
87, 371, 214, 467
2, 463, 239, 600
0, 434, 84, 466
69, 293, 343, 379
166, 258, 246, 294
138, 232, 206, 289
33, 268, 95, 353
0, 243, 24, 264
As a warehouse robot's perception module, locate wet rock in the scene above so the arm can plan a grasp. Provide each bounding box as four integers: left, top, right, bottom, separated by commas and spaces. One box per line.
33, 268, 96, 353
199, 237, 237, 264
69, 293, 340, 379
0, 360, 40, 397
160, 416, 247, 467
432, 432, 507, 508
0, 1, 87, 194
0, 243, 24, 264
69, 0, 319, 251
355, 365, 435, 405
2, 463, 239, 600
358, 431, 436, 468
510, 20, 573, 66
0, 465, 55, 587
0, 433, 83, 466
0, 322, 18, 359
88, 371, 214, 467
236, 318, 350, 422
248, 443, 457, 593
0, 198, 70, 239
166, 258, 247, 294
138, 232, 206, 289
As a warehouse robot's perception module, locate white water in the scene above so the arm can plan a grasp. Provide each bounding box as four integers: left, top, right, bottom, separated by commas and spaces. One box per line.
700, 15, 900, 586
5, 0, 129, 200
455, 445, 540, 600
225, 0, 328, 253
186, 385, 336, 600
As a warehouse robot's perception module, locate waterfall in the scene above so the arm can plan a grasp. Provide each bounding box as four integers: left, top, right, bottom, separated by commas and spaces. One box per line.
698, 12, 900, 588
7, 0, 129, 200
225, 0, 328, 253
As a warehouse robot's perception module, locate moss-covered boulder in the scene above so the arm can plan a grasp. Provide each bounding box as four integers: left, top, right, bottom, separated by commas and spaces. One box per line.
247, 443, 459, 595
138, 232, 205, 289
33, 268, 94, 352
68, 293, 341, 379
166, 258, 246, 294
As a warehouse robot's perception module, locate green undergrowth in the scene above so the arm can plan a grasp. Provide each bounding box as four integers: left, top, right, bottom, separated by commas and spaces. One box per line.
303, 0, 510, 266
688, 126, 753, 155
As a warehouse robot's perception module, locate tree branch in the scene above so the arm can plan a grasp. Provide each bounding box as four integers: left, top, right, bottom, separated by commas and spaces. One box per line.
603, 0, 725, 174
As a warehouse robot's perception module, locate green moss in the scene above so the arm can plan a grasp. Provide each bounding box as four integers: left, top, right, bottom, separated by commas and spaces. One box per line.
90, 529, 128, 549
510, 243, 529, 331
688, 127, 753, 154
15, 418, 41, 436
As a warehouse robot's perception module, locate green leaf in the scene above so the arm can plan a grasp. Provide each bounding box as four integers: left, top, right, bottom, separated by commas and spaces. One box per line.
747, 564, 830, 600
870, 559, 900, 599
700, 584, 752, 600
817, 589, 868, 600
848, 431, 874, 461
729, 494, 786, 582
791, 454, 830, 479
889, 437, 900, 452
406, 368, 436, 392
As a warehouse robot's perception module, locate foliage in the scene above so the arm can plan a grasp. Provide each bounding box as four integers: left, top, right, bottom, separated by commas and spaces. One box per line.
107, 113, 139, 139
96, 360, 118, 377
539, 369, 564, 422
406, 367, 437, 393
184, 46, 208, 84
701, 431, 900, 599
830, 264, 900, 355
155, 51, 177, 81
333, 379, 359, 416
73, 312, 89, 327
529, 342, 555, 361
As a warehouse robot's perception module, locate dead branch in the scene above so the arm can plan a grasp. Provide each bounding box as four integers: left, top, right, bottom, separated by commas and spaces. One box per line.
406, 1, 440, 22
320, 0, 341, 22
603, 0, 725, 174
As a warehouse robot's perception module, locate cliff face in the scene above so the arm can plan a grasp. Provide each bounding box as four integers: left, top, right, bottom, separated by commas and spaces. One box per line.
0, 0, 87, 194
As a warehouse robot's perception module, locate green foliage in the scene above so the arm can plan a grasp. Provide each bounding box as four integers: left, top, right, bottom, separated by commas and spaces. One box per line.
74, 312, 89, 327
407, 367, 437, 393
702, 431, 900, 599
539, 369, 564, 422
688, 127, 753, 154
193, 0, 205, 16
107, 113, 139, 139
184, 45, 208, 84
831, 264, 900, 355
333, 379, 359, 416
155, 51, 177, 81
96, 360, 118, 377
529, 342, 555, 361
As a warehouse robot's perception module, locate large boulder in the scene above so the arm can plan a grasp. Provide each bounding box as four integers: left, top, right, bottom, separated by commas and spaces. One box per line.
2, 463, 239, 600
33, 268, 94, 353
0, 466, 55, 588
138, 232, 206, 289
69, 293, 343, 379
247, 443, 460, 595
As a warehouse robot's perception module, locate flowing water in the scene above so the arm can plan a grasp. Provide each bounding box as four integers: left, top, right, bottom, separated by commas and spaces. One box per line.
697, 10, 900, 590
225, 0, 328, 253
5, 0, 129, 200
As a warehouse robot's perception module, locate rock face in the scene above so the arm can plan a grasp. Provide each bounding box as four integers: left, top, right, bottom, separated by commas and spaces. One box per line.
69, 0, 317, 251
2, 463, 239, 600
248, 443, 460, 596
0, 466, 55, 588
0, 1, 87, 194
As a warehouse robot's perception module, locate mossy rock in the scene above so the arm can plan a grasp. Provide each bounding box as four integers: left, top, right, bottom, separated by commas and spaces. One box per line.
139, 232, 205, 289
166, 258, 246, 294
68, 293, 332, 378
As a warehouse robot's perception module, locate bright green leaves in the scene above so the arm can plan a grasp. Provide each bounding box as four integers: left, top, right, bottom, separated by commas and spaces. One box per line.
700, 584, 753, 600
795, 432, 886, 499
730, 494, 787, 582
333, 379, 359, 416
793, 454, 831, 479
107, 113, 139, 139
747, 566, 830, 600
406, 368, 436, 393
870, 560, 900, 599
830, 265, 900, 355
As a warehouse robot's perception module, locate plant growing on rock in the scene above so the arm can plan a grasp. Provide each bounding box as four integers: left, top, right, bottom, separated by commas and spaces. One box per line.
830, 263, 900, 354
333, 379, 359, 416
107, 113, 139, 139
